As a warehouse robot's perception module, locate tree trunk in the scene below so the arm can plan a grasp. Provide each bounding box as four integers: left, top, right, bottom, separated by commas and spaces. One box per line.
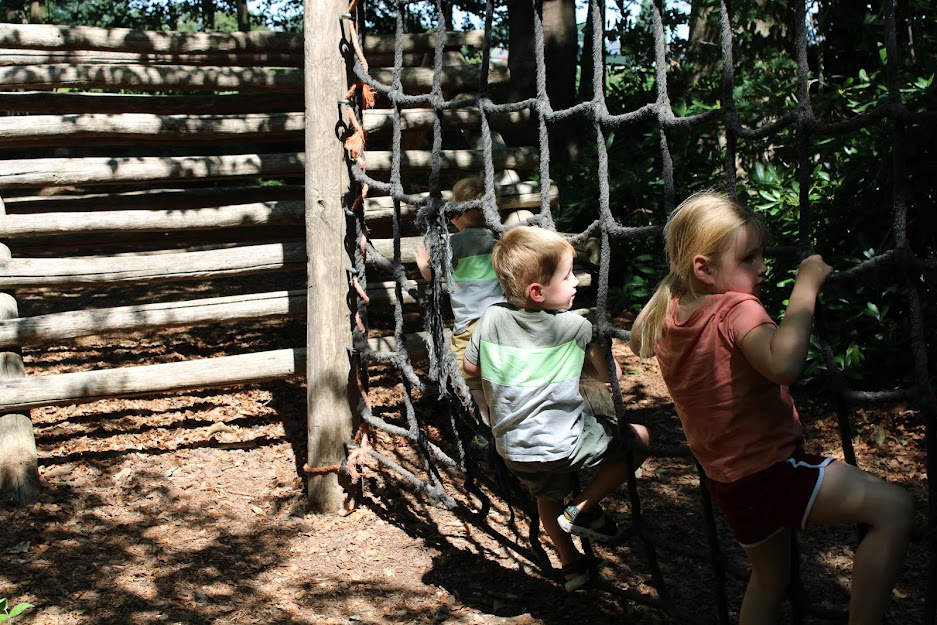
687, 0, 721, 87
578, 0, 606, 102
507, 0, 537, 102
236, 0, 250, 32
202, 0, 215, 31
543, 0, 581, 160
542, 0, 578, 111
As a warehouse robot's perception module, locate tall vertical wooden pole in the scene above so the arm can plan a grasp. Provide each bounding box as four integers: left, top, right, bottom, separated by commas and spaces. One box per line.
304, 0, 353, 511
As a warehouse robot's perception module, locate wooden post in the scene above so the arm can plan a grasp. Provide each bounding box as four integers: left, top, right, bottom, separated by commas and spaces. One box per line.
304, 0, 354, 511
0, 197, 39, 507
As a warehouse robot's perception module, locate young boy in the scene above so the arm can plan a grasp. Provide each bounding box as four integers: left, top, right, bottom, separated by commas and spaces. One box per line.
463, 225, 651, 591
415, 175, 506, 425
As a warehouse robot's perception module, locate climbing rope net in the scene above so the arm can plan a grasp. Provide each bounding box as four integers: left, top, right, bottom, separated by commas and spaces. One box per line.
336, 0, 936, 621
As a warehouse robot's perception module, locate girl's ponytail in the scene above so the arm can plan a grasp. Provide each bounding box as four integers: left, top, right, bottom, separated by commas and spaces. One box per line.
638, 273, 680, 359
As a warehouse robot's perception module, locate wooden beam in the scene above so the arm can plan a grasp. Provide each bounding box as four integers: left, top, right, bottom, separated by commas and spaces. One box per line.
0, 91, 303, 115
0, 152, 304, 190
362, 180, 557, 220
364, 148, 538, 173
0, 202, 303, 236
0, 23, 302, 54
0, 197, 38, 506
368, 64, 508, 92
0, 348, 305, 412
0, 49, 303, 67
0, 24, 486, 55
0, 241, 306, 288
362, 107, 529, 133
3, 185, 304, 213
361, 31, 486, 55
305, 0, 353, 511
0, 112, 305, 146
0, 290, 305, 349
0, 64, 302, 93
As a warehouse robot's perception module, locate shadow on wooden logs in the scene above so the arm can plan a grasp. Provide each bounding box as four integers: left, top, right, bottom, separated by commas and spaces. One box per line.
0, 413, 40, 507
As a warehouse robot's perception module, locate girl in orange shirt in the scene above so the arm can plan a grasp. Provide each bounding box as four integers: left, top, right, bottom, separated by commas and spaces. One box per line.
630, 191, 912, 624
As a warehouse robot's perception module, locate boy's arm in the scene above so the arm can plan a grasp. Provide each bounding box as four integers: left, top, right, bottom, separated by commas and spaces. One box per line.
414, 244, 432, 282
463, 354, 480, 377
584, 340, 621, 383
740, 254, 832, 386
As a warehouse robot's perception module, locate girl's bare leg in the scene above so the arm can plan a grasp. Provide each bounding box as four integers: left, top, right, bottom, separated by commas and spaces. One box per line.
740, 529, 792, 625
809, 461, 913, 625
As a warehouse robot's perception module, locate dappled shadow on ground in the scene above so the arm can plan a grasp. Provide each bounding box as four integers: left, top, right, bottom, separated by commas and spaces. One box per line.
0, 315, 929, 624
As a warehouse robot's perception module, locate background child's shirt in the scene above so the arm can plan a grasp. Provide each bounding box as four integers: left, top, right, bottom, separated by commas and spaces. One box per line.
448, 227, 505, 334
656, 291, 803, 483
466, 303, 592, 462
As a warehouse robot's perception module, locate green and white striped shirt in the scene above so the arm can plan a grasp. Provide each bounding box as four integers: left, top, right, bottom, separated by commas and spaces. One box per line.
466, 303, 592, 462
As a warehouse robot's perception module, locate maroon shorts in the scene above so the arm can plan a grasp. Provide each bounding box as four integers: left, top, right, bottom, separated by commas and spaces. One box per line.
705, 448, 835, 547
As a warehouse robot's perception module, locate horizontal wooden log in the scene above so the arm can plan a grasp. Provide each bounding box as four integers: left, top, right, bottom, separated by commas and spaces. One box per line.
3, 184, 304, 213
0, 49, 423, 70
0, 109, 524, 146
0, 201, 303, 237
0, 348, 306, 412
0, 91, 304, 115
0, 24, 484, 55
0, 112, 305, 146
0, 241, 306, 288
363, 180, 557, 220
363, 269, 591, 307
364, 148, 538, 173
5, 227, 306, 257
368, 235, 600, 268
367, 308, 593, 354
0, 290, 306, 348
0, 49, 303, 67
368, 64, 509, 92
0, 23, 302, 54
0, 152, 304, 190
0, 64, 303, 93
361, 31, 486, 55
363, 107, 529, 133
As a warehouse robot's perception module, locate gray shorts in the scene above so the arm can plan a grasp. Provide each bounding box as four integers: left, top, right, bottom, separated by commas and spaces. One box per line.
504, 413, 628, 501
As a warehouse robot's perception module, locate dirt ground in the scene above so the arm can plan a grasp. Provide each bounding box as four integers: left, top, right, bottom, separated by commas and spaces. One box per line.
0, 302, 930, 624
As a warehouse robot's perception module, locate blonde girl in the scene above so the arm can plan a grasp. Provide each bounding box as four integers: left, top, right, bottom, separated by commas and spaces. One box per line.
630, 192, 912, 624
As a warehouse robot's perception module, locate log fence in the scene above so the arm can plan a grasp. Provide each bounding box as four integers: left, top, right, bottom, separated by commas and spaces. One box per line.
0, 20, 559, 510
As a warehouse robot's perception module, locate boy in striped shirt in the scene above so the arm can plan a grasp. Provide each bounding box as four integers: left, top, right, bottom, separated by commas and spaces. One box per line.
463, 226, 650, 591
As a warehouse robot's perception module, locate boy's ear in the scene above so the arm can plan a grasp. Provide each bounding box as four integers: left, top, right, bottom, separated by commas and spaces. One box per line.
692, 254, 716, 285
527, 282, 544, 303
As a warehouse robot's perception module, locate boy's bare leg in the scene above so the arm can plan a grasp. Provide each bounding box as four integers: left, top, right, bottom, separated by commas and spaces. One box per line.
808, 461, 913, 625
567, 423, 651, 516
538, 497, 581, 571
740, 529, 791, 625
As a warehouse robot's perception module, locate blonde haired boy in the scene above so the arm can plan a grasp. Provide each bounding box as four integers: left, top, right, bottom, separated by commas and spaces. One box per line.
463, 226, 650, 591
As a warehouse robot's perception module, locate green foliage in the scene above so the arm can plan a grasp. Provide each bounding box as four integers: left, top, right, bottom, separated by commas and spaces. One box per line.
0, 598, 33, 623
46, 0, 178, 29
546, 1, 935, 389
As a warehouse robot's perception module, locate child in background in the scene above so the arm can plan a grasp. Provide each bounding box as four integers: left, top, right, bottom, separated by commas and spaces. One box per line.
630, 191, 912, 624
464, 226, 651, 591
415, 175, 505, 425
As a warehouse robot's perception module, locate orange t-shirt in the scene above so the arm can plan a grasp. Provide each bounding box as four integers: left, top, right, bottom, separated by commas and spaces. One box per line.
656, 292, 803, 483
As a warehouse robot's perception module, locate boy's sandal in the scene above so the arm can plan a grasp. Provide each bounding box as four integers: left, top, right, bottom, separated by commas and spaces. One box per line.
557, 505, 626, 544
561, 557, 607, 592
